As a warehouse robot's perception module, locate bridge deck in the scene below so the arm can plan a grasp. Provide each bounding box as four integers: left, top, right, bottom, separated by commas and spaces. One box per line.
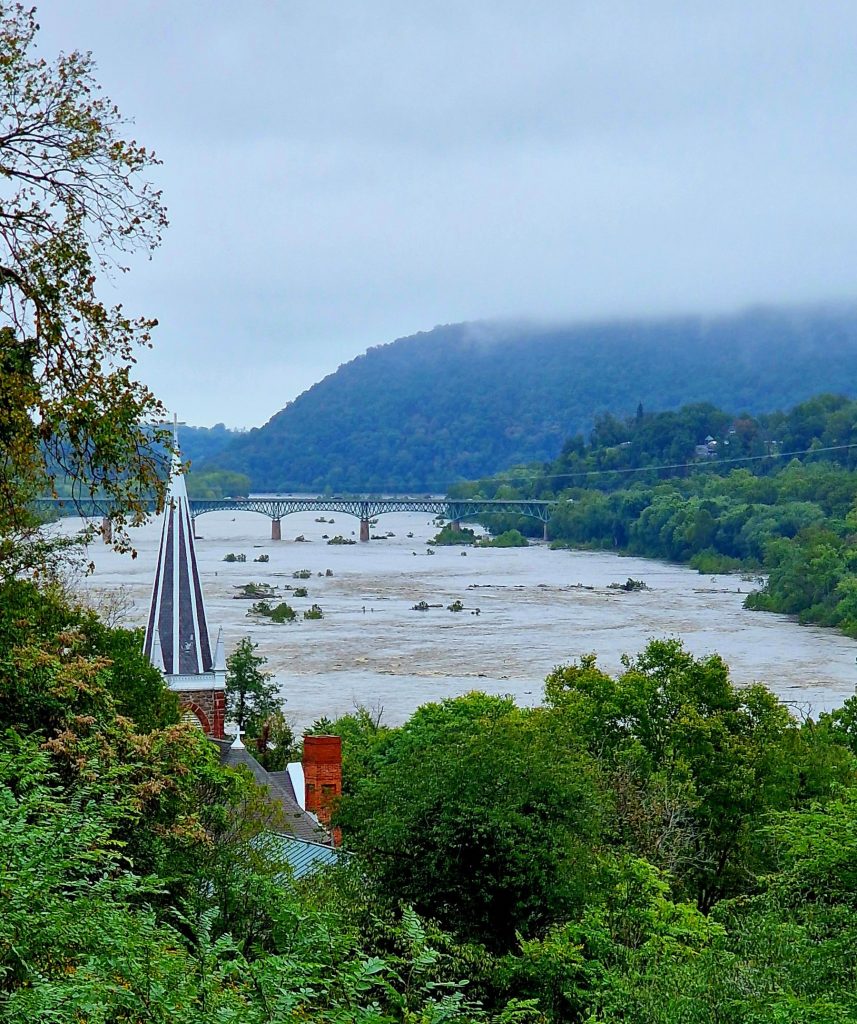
33, 496, 556, 523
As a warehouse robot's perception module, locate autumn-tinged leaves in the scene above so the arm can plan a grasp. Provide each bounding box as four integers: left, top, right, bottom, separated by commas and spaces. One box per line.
0, 3, 171, 564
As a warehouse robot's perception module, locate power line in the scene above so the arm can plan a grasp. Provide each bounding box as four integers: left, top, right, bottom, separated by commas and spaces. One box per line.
488, 441, 857, 486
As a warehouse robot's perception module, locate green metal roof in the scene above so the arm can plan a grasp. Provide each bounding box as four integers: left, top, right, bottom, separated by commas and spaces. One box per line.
263, 832, 344, 879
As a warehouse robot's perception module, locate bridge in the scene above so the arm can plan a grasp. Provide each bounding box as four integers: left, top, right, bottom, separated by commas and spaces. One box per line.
33, 496, 557, 542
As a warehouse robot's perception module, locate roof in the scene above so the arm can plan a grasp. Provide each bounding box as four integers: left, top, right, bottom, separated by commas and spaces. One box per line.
268, 769, 298, 803
263, 833, 345, 879
217, 740, 327, 843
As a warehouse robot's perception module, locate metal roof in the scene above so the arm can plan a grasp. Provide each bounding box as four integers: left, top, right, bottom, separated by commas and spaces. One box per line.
144, 447, 223, 679
263, 833, 344, 879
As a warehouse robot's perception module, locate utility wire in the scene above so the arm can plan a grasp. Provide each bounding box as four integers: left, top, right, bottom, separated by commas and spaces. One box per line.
488, 441, 857, 486
335, 441, 857, 493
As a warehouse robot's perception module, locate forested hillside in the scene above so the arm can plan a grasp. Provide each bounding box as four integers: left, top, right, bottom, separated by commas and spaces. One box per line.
206, 304, 857, 492
46, 424, 248, 501
178, 423, 242, 465
452, 393, 857, 636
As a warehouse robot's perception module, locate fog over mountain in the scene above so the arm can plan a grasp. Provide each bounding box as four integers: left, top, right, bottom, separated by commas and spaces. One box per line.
201, 304, 857, 492
35, 2, 857, 426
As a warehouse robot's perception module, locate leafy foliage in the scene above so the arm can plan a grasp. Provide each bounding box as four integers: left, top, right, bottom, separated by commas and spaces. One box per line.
456, 393, 857, 635
338, 693, 605, 950
0, 2, 171, 563
185, 468, 251, 499
178, 422, 242, 464
0, 577, 179, 734
225, 635, 279, 734
0, 578, 505, 1023
333, 642, 857, 1022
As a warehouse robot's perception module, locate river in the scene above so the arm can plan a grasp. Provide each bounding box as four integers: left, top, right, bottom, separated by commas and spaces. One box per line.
63, 509, 857, 728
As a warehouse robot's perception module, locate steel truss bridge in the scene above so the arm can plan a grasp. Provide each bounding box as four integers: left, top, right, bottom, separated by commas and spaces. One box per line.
33, 496, 557, 541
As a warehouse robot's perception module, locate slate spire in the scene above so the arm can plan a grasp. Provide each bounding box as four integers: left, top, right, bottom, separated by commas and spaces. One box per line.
143, 446, 213, 677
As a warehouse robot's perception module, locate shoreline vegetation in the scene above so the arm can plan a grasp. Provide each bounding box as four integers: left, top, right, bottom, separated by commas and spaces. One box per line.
451, 393, 857, 638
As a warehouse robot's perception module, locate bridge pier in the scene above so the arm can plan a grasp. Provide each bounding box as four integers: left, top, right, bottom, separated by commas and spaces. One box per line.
543, 522, 549, 542
360, 517, 370, 542
450, 520, 461, 532
271, 518, 282, 541
101, 516, 112, 544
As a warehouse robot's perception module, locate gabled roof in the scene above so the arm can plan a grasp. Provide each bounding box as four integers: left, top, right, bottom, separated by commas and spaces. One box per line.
216, 740, 327, 844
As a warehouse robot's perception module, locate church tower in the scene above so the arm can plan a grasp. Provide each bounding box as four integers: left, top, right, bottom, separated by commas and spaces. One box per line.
144, 444, 226, 737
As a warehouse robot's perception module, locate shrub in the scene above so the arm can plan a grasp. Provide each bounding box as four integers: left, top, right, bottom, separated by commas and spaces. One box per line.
234, 582, 278, 600
270, 602, 297, 623
432, 524, 478, 545
478, 529, 529, 548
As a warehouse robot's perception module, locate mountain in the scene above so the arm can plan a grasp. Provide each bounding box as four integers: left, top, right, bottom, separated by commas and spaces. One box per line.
204, 305, 857, 492
177, 423, 242, 466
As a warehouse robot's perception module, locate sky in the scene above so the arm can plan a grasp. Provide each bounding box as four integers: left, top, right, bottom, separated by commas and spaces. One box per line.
36, 1, 857, 428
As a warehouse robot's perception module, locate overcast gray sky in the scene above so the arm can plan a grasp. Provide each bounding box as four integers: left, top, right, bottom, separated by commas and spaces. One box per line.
36, 1, 857, 427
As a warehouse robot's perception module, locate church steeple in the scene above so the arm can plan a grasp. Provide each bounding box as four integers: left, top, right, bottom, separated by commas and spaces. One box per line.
144, 425, 225, 737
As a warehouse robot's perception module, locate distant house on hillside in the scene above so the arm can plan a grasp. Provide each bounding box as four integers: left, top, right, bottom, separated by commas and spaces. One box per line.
695, 436, 718, 459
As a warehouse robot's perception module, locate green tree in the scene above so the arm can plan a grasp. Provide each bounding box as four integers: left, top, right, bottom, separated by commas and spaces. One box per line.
338, 693, 603, 951
185, 469, 251, 499
0, 578, 179, 734
312, 704, 396, 795
544, 639, 848, 911
81, 621, 180, 732
505, 855, 722, 1023
226, 636, 279, 736
0, 2, 170, 569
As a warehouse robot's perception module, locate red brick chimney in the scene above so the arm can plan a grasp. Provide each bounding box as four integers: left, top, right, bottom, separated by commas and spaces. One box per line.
303, 735, 342, 844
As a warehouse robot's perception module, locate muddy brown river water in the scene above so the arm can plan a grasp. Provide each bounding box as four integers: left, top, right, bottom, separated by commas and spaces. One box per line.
62, 509, 857, 728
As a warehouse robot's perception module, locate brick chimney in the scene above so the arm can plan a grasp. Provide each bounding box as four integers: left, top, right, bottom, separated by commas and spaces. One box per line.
303, 735, 342, 844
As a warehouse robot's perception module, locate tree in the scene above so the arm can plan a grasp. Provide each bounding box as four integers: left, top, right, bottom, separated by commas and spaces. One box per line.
310, 704, 395, 795
256, 708, 300, 770
544, 639, 850, 911
0, 2, 171, 568
81, 620, 180, 732
225, 636, 279, 736
337, 693, 603, 951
